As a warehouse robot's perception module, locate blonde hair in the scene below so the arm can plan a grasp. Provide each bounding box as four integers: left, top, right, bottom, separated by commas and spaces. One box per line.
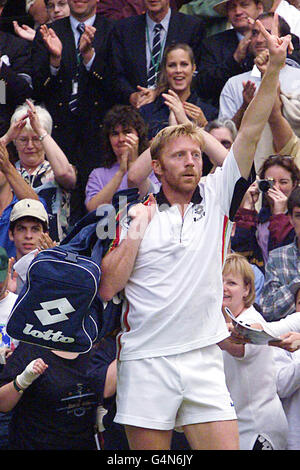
150, 122, 205, 161
223, 253, 255, 308
11, 101, 53, 135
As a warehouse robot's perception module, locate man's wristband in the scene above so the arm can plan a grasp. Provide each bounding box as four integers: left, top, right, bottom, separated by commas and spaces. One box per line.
13, 378, 24, 394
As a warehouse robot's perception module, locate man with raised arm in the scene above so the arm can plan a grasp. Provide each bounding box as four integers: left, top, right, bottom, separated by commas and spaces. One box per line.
99, 17, 292, 450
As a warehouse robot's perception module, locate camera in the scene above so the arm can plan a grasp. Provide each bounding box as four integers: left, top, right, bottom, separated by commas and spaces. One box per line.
258, 179, 275, 193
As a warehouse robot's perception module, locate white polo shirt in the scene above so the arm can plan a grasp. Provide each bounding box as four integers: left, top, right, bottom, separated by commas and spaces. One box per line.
116, 148, 244, 361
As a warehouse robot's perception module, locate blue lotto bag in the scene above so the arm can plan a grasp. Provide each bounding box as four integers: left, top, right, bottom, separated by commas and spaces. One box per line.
6, 188, 141, 352
6, 246, 101, 353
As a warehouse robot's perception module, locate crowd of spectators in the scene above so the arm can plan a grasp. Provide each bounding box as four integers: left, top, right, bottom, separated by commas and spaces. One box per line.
0, 0, 300, 451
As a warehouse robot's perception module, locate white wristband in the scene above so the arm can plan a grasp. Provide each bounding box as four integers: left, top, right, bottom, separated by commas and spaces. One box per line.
16, 360, 41, 390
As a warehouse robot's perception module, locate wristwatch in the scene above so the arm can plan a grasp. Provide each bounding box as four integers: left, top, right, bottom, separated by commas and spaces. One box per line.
13, 378, 24, 394
38, 132, 48, 142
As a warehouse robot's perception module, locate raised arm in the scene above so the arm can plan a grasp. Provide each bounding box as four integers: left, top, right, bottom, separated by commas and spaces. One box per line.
233, 16, 293, 179
26, 100, 76, 190
268, 87, 294, 153
0, 142, 39, 201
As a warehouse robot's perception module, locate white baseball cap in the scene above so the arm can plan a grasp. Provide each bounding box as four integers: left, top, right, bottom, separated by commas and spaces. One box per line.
10, 199, 49, 225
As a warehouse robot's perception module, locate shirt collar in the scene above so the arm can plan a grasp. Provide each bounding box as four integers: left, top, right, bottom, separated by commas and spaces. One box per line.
155, 185, 202, 211
236, 31, 244, 42
146, 8, 171, 32
293, 237, 300, 253
16, 160, 50, 176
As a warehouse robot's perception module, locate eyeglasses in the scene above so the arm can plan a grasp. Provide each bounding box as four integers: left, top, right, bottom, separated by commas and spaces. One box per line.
16, 136, 42, 147
46, 0, 68, 11
268, 154, 293, 160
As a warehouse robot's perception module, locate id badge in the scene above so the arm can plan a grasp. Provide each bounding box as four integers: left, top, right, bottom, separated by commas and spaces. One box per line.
72, 79, 78, 95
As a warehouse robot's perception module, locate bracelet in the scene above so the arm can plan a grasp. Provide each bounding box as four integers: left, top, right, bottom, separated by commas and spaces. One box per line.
13, 378, 24, 394
38, 132, 48, 142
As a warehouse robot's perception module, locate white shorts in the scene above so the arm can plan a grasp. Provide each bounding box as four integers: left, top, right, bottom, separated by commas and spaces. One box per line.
114, 344, 236, 430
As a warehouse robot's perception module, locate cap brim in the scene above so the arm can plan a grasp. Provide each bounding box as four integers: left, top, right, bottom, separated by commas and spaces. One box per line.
213, 0, 274, 17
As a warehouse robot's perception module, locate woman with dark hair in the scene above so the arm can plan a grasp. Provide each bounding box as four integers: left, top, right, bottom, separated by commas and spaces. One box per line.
85, 104, 154, 212
139, 42, 218, 140
231, 154, 300, 272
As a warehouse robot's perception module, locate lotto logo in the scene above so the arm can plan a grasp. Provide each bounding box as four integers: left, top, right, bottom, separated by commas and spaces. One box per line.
34, 298, 75, 326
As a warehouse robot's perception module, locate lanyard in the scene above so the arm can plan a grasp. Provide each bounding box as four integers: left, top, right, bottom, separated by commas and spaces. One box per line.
146, 23, 166, 72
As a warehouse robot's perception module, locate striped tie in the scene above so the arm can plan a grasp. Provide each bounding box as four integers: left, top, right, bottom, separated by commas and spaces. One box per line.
69, 22, 86, 113
147, 23, 163, 88
76, 22, 86, 60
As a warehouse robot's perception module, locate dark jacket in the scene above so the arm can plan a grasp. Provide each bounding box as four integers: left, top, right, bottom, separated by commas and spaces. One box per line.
31, 15, 114, 182
196, 28, 300, 107
0, 31, 32, 136
139, 88, 218, 139
110, 9, 206, 104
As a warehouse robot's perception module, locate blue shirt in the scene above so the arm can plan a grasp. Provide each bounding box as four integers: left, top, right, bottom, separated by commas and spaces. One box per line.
0, 193, 18, 257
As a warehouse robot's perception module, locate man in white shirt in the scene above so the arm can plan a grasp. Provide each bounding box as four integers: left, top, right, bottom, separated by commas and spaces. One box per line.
274, 0, 300, 37
99, 20, 292, 450
219, 12, 300, 169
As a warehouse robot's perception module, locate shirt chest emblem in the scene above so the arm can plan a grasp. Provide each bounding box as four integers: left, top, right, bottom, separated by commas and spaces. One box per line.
192, 204, 205, 222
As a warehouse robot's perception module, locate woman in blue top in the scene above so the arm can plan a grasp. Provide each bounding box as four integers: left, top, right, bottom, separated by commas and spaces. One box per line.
139, 42, 218, 140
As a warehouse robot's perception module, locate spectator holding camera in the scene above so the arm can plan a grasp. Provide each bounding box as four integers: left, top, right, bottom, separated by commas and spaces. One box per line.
231, 154, 300, 272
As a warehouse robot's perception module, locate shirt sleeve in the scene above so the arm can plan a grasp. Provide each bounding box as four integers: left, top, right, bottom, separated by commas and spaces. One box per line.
206, 146, 243, 219
273, 347, 300, 399
85, 169, 105, 204
263, 311, 300, 336
218, 77, 242, 120
260, 250, 300, 321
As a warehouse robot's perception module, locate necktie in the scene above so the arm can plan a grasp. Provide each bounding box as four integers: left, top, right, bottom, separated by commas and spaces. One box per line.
69, 22, 86, 113
147, 23, 163, 88
76, 22, 86, 62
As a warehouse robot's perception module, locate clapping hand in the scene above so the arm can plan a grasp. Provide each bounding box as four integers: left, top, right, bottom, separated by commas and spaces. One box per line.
26, 100, 45, 138
162, 89, 190, 125
13, 21, 36, 42
79, 25, 96, 64
183, 102, 208, 127
40, 24, 62, 67
242, 80, 256, 106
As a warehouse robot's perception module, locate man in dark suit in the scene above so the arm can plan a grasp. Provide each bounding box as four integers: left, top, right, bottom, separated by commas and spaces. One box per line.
0, 0, 32, 139
31, 0, 113, 223
195, 0, 274, 106
97, 0, 191, 19
196, 0, 300, 107
110, 0, 206, 108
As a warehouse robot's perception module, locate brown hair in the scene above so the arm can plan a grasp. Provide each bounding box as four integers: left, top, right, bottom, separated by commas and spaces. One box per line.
259, 154, 300, 185
101, 105, 149, 168
156, 42, 195, 94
